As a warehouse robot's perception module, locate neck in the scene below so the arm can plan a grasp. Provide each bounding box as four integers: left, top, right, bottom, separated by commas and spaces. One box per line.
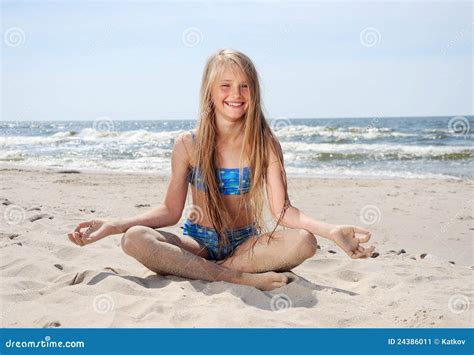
215, 115, 244, 144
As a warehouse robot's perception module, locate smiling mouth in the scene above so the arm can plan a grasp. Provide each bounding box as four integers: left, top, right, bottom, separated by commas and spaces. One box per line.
224, 101, 244, 108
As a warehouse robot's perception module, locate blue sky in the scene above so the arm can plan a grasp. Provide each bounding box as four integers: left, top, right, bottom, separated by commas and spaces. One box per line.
1, 0, 472, 121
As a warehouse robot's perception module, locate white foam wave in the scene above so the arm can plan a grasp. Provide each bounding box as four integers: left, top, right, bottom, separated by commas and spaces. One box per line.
280, 141, 473, 156
0, 128, 184, 146
274, 125, 415, 140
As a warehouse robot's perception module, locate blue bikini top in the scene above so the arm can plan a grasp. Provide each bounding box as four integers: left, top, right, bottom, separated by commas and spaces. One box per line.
187, 130, 251, 195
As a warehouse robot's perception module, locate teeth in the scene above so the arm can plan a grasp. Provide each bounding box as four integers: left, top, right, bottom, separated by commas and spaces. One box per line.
225, 102, 243, 107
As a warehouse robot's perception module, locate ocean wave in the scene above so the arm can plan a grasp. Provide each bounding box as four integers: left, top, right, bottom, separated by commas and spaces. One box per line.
281, 142, 474, 160
291, 151, 473, 162
284, 166, 461, 180
0, 151, 27, 161
0, 128, 182, 146
273, 124, 473, 142
273, 125, 416, 141
52, 130, 78, 138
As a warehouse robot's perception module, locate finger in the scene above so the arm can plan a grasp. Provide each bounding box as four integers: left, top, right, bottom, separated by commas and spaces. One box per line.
358, 245, 375, 258
82, 232, 99, 245
350, 250, 362, 259
81, 236, 93, 246
90, 232, 104, 243
350, 248, 368, 259
74, 221, 93, 233
357, 231, 371, 243
73, 231, 84, 246
354, 226, 371, 236
82, 226, 93, 238
365, 245, 376, 257
68, 233, 78, 246
349, 248, 362, 258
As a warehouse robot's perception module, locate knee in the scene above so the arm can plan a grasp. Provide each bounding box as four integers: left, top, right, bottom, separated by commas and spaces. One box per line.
121, 225, 148, 255
294, 229, 318, 259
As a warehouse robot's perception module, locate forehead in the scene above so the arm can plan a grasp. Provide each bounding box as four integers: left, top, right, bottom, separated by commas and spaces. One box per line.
217, 65, 248, 82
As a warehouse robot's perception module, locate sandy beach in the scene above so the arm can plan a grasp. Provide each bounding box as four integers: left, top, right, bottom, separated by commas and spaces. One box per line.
1, 167, 472, 328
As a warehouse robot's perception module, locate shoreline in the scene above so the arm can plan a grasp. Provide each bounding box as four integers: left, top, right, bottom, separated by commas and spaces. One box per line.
0, 163, 471, 182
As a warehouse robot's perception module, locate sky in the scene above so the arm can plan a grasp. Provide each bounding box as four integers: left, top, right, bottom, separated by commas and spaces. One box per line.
1, 0, 472, 121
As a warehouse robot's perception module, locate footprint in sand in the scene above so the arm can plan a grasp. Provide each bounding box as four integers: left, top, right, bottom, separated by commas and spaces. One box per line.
0, 233, 20, 240
79, 208, 96, 213
305, 258, 341, 272
28, 214, 54, 222
1, 198, 12, 206
135, 203, 151, 208
335, 270, 366, 283
43, 321, 61, 328
27, 207, 42, 212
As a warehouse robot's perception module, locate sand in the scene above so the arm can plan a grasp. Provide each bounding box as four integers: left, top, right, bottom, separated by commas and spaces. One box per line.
1, 167, 472, 328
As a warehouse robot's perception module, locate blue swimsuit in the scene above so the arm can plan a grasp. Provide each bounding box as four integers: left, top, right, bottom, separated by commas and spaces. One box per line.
181, 130, 259, 260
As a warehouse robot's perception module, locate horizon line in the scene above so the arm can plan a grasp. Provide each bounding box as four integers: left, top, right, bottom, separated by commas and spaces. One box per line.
2, 114, 474, 123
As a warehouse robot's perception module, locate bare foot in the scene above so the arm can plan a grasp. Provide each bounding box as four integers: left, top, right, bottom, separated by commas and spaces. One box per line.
241, 271, 289, 291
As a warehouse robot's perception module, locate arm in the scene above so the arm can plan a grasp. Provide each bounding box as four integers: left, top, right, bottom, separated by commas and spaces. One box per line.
265, 159, 336, 240
265, 146, 375, 259
269, 203, 336, 241
68, 132, 191, 246
111, 204, 179, 233
112, 132, 191, 233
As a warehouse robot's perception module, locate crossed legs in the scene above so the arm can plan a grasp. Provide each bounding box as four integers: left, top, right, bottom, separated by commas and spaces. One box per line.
120, 226, 317, 291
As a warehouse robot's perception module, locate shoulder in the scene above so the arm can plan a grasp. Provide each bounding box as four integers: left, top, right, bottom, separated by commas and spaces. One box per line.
174, 131, 195, 166
266, 133, 283, 166
176, 130, 194, 145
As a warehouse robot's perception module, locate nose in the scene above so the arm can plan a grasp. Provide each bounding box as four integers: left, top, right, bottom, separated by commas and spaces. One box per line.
231, 84, 242, 97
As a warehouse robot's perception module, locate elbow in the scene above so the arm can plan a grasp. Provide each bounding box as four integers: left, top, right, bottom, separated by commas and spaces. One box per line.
167, 211, 181, 226
160, 205, 182, 227
171, 216, 181, 226
272, 205, 297, 228
271, 209, 287, 226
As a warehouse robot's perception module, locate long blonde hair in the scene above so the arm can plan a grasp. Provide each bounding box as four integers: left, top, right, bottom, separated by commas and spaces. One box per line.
191, 48, 291, 258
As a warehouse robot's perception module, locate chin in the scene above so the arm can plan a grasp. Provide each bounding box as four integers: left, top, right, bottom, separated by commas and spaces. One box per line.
218, 109, 247, 120
229, 113, 246, 120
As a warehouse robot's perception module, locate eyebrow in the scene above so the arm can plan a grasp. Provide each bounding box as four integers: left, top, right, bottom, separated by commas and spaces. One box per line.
220, 79, 248, 83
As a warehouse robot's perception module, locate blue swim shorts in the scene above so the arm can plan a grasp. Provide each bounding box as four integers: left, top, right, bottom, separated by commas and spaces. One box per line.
181, 218, 259, 261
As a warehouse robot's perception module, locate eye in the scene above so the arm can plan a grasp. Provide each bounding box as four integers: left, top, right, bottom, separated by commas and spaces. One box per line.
221, 84, 230, 88
241, 84, 249, 89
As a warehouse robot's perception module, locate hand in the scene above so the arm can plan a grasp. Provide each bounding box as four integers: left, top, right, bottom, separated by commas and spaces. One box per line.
329, 225, 375, 259
67, 220, 121, 247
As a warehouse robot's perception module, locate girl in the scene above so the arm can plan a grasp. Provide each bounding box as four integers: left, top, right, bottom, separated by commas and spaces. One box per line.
68, 49, 375, 291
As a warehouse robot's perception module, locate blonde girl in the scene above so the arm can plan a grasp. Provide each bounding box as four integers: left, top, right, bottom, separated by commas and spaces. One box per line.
68, 49, 375, 291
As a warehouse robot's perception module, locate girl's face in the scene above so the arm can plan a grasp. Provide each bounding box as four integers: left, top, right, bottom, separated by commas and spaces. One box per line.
211, 66, 250, 122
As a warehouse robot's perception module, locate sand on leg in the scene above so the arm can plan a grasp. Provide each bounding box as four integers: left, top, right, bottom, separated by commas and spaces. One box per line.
120, 226, 289, 291
218, 228, 318, 273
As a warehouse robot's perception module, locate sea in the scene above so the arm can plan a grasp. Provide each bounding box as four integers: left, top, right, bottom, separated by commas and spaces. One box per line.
1, 116, 472, 180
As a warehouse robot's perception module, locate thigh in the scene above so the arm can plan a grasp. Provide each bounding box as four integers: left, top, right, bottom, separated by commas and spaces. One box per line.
218, 228, 307, 273
151, 228, 210, 259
